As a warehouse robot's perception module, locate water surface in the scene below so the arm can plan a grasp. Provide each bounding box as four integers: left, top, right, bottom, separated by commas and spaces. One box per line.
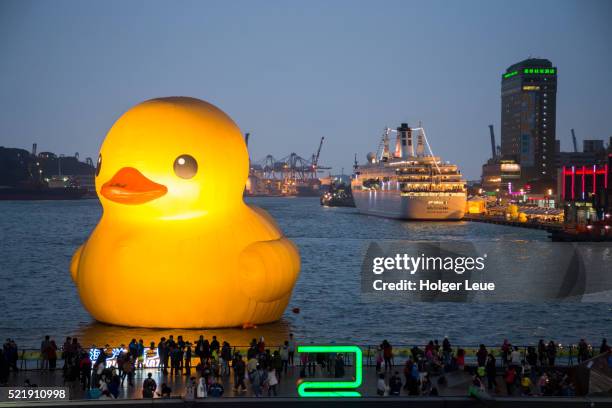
0, 198, 610, 348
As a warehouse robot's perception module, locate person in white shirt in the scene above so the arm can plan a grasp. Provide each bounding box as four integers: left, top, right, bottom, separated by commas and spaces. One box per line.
197, 377, 207, 398
287, 333, 296, 366
376, 373, 387, 396
266, 367, 278, 396
510, 347, 522, 367
280, 343, 289, 375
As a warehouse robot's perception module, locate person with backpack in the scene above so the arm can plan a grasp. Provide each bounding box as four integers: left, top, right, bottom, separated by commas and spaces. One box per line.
208, 381, 224, 397
210, 336, 220, 355
250, 363, 263, 397
136, 339, 145, 369
476, 344, 488, 367
389, 371, 402, 396
128, 339, 138, 362
142, 373, 156, 398
220, 341, 232, 377
233, 354, 246, 392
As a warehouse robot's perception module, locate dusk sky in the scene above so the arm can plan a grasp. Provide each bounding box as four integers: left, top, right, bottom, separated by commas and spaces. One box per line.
1, 0, 611, 179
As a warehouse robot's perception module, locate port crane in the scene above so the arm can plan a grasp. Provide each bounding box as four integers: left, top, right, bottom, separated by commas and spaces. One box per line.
571, 129, 578, 153
247, 137, 330, 196
310, 137, 325, 176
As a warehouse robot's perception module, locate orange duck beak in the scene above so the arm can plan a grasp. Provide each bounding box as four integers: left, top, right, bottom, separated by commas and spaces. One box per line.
100, 167, 167, 204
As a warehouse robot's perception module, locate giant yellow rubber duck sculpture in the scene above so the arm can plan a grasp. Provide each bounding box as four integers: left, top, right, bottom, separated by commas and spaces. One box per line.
70, 97, 300, 328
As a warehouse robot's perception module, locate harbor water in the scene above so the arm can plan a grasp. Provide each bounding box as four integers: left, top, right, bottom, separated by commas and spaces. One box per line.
0, 197, 610, 348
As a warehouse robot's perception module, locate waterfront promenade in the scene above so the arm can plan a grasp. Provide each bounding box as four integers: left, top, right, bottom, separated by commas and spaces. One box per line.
0, 366, 471, 400
3, 335, 610, 403
3, 366, 612, 408
0, 364, 540, 399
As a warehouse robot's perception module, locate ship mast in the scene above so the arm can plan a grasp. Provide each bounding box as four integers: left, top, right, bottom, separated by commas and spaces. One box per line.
376, 128, 392, 161
412, 126, 442, 176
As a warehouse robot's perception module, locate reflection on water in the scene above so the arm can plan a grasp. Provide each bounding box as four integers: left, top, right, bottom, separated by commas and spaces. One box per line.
74, 319, 292, 348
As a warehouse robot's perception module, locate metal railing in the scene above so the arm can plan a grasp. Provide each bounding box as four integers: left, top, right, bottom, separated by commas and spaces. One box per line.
8, 343, 598, 371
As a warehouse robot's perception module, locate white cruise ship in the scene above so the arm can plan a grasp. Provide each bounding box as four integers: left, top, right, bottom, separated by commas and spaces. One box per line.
351, 123, 466, 220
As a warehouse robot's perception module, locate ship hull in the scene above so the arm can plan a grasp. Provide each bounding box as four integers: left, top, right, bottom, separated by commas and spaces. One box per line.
352, 189, 466, 220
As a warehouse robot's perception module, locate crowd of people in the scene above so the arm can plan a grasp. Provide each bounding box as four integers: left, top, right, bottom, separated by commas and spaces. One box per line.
1, 334, 611, 399
1, 333, 300, 399
372, 337, 611, 398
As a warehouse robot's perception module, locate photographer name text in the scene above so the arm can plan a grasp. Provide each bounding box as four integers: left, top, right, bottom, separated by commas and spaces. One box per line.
372, 279, 495, 292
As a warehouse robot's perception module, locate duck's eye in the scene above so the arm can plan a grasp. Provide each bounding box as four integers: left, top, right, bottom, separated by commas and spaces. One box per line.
173, 154, 198, 179
96, 154, 102, 177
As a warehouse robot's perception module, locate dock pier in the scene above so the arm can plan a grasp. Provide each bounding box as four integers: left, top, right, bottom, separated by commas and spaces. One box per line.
463, 214, 562, 233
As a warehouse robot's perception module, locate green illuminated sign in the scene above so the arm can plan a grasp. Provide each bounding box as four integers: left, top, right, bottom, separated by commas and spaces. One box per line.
296, 345, 363, 397
503, 70, 518, 79
523, 68, 556, 75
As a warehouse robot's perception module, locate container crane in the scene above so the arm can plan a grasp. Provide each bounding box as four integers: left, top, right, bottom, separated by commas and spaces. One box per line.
489, 125, 496, 159
311, 136, 325, 172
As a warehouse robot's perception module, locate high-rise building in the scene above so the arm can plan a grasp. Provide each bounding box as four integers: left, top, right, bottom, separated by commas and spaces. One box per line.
501, 58, 557, 193
583, 139, 604, 153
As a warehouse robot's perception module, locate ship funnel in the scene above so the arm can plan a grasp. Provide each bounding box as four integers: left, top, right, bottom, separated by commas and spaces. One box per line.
397, 123, 413, 158
394, 130, 401, 158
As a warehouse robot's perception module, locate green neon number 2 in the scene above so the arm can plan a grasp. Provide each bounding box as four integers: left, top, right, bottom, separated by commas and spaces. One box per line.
297, 345, 362, 397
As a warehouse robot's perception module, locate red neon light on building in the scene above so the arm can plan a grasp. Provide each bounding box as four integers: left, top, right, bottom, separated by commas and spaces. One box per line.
563, 164, 608, 201
562, 168, 606, 176
582, 165, 585, 198
571, 167, 575, 200
562, 166, 566, 201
